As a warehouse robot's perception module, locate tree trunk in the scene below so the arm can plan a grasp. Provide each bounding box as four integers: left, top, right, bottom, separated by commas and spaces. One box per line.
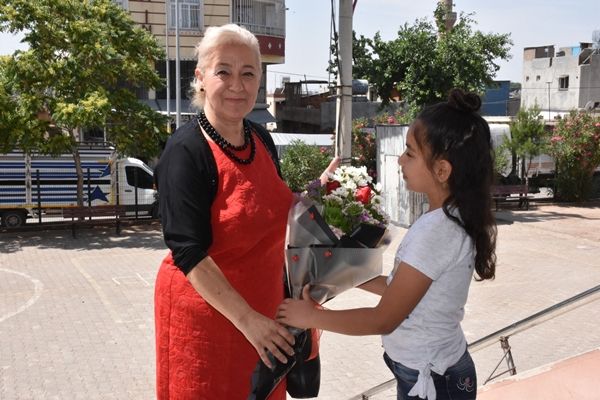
72, 145, 84, 208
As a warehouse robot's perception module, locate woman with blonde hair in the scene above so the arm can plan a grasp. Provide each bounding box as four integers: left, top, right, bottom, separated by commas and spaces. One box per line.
154, 24, 326, 399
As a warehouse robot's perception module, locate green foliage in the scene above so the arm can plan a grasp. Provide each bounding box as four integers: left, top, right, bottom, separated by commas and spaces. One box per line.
0, 0, 168, 159
508, 106, 546, 177
494, 141, 511, 178
347, 4, 512, 109
281, 140, 333, 193
546, 111, 600, 201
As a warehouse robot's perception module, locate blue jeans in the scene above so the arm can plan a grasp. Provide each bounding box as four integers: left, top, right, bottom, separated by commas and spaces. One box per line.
383, 349, 477, 400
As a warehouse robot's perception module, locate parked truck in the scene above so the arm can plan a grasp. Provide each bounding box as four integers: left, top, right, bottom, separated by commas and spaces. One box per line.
0, 146, 157, 228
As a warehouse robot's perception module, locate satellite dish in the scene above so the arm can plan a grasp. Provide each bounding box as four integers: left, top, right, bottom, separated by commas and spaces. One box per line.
584, 100, 595, 111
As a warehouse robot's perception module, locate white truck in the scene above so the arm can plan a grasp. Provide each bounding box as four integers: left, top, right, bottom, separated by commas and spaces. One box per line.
0, 146, 157, 228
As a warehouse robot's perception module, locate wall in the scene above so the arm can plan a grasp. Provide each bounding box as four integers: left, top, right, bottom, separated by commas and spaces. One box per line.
522, 57, 554, 111
579, 53, 600, 109
376, 124, 428, 227
552, 55, 581, 111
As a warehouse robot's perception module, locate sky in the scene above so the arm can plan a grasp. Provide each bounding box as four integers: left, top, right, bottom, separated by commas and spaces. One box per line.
2, 0, 599, 93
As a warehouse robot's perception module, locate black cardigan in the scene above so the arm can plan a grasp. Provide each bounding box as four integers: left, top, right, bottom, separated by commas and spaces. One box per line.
155, 117, 281, 274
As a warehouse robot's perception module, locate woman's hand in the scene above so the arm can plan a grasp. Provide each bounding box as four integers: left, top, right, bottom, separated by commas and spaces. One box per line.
237, 310, 296, 369
186, 257, 295, 369
276, 285, 317, 330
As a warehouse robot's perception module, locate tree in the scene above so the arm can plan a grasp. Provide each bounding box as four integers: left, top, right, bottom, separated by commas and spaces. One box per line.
507, 105, 546, 180
347, 3, 512, 113
0, 0, 168, 206
546, 111, 600, 201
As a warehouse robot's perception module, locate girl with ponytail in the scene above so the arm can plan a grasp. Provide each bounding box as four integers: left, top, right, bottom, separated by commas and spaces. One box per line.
277, 88, 496, 400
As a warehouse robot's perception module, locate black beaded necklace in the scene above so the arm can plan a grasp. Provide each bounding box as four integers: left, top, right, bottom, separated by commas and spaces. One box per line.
198, 111, 256, 165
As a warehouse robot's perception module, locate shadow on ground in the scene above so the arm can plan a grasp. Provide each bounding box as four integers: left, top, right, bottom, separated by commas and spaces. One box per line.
0, 222, 165, 253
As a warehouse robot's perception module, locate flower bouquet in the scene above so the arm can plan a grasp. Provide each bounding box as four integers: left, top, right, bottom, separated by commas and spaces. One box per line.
287, 165, 390, 304
249, 165, 389, 400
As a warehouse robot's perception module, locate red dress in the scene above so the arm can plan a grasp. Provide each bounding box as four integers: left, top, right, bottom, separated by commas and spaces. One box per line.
155, 133, 293, 399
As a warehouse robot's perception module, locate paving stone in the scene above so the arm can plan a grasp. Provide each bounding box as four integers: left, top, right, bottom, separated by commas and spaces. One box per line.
1, 203, 599, 399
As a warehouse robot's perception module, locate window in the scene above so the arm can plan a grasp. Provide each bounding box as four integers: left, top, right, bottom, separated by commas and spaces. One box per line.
126, 166, 154, 189
559, 76, 569, 90
113, 0, 128, 9
82, 127, 106, 143
156, 60, 197, 100
536, 75, 541, 81
169, 0, 203, 30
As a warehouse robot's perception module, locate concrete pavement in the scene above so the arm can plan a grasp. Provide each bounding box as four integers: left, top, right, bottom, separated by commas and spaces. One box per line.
1, 201, 599, 399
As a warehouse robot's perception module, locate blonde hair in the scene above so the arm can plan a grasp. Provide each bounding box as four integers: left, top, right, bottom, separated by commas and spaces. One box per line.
190, 24, 261, 110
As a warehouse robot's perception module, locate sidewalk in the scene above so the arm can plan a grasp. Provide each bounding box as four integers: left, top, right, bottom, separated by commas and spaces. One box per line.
1, 202, 599, 399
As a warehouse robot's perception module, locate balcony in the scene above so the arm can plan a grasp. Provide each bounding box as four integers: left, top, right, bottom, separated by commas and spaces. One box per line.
232, 0, 285, 38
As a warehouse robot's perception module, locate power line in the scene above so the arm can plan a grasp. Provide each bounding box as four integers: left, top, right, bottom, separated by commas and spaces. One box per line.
521, 85, 600, 90
267, 69, 329, 80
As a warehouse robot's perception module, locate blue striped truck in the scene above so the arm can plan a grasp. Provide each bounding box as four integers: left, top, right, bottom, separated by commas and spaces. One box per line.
0, 147, 157, 228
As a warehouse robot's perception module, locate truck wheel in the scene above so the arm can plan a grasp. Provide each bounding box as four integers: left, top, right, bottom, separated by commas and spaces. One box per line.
1, 210, 27, 228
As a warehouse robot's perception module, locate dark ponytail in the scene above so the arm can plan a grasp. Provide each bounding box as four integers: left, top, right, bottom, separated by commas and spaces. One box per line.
414, 88, 496, 280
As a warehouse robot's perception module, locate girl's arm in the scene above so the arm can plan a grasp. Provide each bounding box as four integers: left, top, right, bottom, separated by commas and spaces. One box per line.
187, 257, 295, 368
357, 275, 388, 296
277, 262, 431, 335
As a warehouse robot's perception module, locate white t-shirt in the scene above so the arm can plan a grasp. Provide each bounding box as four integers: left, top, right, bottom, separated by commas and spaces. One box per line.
383, 207, 475, 399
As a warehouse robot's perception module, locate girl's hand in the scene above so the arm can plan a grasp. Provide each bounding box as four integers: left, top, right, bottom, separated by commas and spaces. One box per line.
276, 285, 317, 330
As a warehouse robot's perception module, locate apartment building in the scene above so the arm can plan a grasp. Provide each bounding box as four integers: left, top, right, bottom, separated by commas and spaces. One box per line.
521, 30, 600, 120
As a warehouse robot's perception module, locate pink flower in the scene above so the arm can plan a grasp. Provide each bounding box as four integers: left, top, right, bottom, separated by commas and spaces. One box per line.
355, 186, 372, 205
387, 116, 397, 124
550, 135, 563, 143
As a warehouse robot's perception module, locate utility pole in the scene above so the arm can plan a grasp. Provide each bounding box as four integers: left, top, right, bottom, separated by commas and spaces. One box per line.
175, 0, 181, 128
335, 0, 353, 164
165, 0, 171, 132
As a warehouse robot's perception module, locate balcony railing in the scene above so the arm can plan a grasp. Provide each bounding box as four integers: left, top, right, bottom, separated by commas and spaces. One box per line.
232, 0, 285, 38
349, 283, 600, 399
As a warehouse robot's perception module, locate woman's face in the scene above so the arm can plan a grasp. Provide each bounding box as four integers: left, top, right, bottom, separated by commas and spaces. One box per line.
196, 43, 261, 123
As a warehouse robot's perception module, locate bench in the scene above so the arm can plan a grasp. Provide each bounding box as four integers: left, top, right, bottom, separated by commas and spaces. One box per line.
62, 205, 127, 238
491, 184, 532, 211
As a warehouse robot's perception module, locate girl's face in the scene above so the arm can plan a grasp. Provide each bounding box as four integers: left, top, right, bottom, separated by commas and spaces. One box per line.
196, 43, 261, 123
398, 121, 451, 206
398, 124, 437, 194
